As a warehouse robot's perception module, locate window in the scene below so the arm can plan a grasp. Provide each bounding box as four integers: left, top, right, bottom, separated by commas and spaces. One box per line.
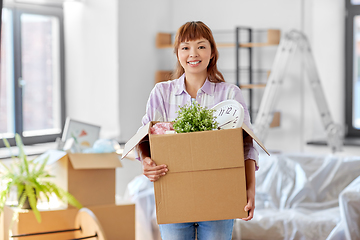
0, 4, 65, 147
346, 1, 360, 137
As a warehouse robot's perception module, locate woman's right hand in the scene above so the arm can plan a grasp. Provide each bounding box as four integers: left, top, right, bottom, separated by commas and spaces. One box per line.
142, 157, 168, 182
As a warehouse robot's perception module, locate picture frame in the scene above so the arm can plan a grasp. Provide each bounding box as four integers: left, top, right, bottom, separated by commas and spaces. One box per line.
61, 118, 101, 152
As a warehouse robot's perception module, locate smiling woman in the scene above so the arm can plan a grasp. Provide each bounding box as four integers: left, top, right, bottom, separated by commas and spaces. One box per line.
136, 21, 259, 240
177, 39, 213, 97
172, 21, 224, 84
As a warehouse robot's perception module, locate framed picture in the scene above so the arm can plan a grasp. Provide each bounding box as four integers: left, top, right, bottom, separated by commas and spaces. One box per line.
61, 118, 101, 152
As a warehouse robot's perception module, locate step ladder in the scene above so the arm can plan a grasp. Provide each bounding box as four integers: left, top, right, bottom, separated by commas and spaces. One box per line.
253, 30, 343, 153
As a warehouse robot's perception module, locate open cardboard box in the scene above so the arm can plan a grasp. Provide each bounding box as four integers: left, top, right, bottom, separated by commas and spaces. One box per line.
122, 121, 269, 224
0, 203, 135, 240
39, 150, 122, 207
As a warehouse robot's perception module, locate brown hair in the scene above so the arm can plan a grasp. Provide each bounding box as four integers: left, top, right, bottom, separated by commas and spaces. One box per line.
172, 21, 225, 83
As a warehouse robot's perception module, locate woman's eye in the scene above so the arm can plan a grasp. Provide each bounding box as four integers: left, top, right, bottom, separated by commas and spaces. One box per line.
199, 46, 206, 49
182, 47, 188, 50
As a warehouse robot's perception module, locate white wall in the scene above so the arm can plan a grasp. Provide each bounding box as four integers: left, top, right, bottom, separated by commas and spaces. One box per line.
64, 0, 360, 160
63, 0, 120, 139
117, 0, 172, 143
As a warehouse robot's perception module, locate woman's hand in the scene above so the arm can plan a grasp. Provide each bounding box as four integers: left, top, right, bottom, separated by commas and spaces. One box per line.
241, 188, 255, 221
241, 159, 256, 221
142, 157, 168, 182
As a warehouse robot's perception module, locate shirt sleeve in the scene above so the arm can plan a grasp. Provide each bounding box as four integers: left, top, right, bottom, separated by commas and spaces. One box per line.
141, 83, 166, 126
135, 83, 167, 161
229, 85, 260, 170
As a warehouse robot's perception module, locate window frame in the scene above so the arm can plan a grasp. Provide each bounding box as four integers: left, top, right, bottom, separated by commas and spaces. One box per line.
0, 3, 66, 147
345, 1, 360, 137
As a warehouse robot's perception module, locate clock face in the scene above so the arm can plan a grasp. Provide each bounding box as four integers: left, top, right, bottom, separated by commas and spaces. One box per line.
211, 100, 244, 129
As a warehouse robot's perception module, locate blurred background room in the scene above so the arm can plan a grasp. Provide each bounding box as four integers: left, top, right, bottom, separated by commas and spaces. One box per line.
0, 0, 360, 239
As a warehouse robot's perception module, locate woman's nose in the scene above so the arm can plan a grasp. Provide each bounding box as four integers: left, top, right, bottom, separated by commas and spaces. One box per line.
190, 49, 198, 57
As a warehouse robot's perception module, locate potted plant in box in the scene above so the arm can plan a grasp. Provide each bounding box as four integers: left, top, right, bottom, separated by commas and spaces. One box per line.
173, 102, 218, 133
0, 134, 82, 223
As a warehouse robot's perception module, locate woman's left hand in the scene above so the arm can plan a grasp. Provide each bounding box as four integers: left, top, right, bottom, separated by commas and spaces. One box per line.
241, 188, 255, 221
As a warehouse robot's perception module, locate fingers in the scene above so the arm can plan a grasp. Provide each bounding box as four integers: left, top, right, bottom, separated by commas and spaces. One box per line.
241, 201, 255, 221
142, 157, 168, 182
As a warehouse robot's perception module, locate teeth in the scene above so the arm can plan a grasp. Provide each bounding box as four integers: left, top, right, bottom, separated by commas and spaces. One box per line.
188, 61, 200, 65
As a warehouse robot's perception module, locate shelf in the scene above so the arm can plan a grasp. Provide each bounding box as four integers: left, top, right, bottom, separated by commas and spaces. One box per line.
270, 111, 281, 128
307, 137, 360, 147
156, 29, 280, 49
155, 70, 173, 84
239, 84, 267, 89
251, 110, 280, 128
156, 33, 173, 48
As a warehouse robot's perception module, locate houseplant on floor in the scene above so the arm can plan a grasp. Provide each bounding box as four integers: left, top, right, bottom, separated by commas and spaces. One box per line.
0, 134, 82, 223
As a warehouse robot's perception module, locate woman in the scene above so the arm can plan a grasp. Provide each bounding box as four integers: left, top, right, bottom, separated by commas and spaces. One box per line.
137, 21, 259, 240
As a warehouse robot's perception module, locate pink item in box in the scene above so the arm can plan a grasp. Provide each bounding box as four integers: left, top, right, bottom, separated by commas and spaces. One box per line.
150, 122, 174, 135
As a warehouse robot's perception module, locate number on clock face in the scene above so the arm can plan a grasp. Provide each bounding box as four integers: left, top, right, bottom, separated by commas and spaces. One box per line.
215, 106, 240, 128
211, 100, 245, 130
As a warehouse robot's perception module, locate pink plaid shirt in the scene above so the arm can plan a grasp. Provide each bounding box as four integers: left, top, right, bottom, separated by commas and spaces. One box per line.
140, 74, 259, 169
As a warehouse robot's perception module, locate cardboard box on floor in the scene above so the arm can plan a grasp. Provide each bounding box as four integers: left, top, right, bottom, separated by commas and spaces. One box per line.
39, 150, 122, 207
87, 203, 135, 240
0, 203, 135, 240
122, 121, 269, 224
0, 207, 78, 240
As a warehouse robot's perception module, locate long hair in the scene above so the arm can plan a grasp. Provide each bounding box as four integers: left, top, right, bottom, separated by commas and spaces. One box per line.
172, 21, 225, 83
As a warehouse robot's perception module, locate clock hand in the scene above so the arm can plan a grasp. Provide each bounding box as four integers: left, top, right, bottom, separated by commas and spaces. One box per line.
217, 120, 234, 129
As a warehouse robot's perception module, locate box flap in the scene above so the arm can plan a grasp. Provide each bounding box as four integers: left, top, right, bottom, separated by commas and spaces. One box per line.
121, 122, 151, 159
68, 152, 122, 169
37, 149, 68, 165
241, 123, 270, 156
150, 128, 245, 173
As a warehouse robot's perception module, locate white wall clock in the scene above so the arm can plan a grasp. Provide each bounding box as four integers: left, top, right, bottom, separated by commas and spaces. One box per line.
211, 99, 245, 129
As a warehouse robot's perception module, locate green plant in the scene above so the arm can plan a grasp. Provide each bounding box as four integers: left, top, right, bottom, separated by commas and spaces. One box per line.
0, 134, 82, 223
173, 102, 218, 133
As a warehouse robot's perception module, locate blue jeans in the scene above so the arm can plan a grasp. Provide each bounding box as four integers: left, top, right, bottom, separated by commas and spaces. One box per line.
159, 219, 234, 240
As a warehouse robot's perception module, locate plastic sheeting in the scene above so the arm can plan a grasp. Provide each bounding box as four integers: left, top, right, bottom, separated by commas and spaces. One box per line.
327, 174, 360, 240
124, 153, 360, 240
233, 153, 360, 240
124, 175, 161, 240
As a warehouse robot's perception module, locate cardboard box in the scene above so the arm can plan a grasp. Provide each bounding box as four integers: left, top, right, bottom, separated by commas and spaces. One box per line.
0, 207, 78, 240
86, 203, 135, 240
0, 203, 135, 240
122, 121, 268, 224
40, 151, 122, 207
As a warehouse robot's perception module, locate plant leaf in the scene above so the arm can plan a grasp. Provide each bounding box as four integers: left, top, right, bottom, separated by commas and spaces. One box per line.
25, 185, 41, 223
17, 190, 27, 209
46, 182, 82, 209
0, 161, 11, 174
35, 155, 49, 177
2, 138, 16, 160
15, 134, 30, 177
17, 184, 25, 199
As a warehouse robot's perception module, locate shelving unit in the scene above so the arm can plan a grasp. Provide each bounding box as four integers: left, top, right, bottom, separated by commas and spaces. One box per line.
155, 29, 280, 49
235, 27, 280, 127
155, 28, 281, 127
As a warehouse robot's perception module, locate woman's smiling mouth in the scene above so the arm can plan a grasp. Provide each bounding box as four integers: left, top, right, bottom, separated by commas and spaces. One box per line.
188, 60, 201, 66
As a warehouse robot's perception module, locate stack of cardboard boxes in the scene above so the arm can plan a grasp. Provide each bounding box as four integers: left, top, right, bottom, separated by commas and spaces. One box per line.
0, 151, 135, 240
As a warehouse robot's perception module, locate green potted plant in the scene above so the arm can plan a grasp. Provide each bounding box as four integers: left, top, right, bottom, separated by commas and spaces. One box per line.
173, 102, 218, 133
0, 134, 82, 223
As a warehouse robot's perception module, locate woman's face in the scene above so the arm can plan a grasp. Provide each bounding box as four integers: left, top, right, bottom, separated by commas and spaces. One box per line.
177, 38, 213, 77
